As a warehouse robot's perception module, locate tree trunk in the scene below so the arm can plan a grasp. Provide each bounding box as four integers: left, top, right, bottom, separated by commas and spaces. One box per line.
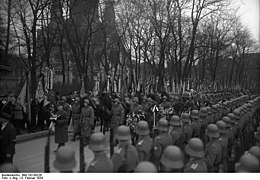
4, 0, 12, 63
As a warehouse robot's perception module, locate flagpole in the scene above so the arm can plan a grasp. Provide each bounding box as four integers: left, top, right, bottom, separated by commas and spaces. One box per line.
27, 71, 31, 125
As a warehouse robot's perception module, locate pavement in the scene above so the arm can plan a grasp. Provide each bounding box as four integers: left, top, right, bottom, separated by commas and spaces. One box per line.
14, 125, 116, 172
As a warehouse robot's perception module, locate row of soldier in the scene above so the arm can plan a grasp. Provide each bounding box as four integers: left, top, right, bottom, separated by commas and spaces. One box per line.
52, 93, 260, 172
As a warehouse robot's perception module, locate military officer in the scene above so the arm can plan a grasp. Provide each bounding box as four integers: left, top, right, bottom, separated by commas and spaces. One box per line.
80, 98, 95, 146
184, 138, 208, 172
87, 133, 113, 172
204, 124, 222, 172
135, 121, 153, 162
111, 125, 139, 172
110, 98, 125, 145
71, 96, 81, 141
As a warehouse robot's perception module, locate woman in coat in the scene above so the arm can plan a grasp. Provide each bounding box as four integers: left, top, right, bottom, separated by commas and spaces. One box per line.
55, 103, 70, 150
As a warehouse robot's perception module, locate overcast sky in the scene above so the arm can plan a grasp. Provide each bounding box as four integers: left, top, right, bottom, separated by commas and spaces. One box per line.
236, 0, 260, 43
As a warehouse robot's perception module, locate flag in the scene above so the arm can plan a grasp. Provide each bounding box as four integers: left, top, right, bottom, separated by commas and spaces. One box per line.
80, 79, 85, 97
18, 77, 27, 111
35, 75, 45, 102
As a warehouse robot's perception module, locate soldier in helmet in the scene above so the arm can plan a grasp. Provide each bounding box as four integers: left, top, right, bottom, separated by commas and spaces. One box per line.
216, 120, 229, 172
134, 161, 157, 173
211, 105, 218, 123
80, 98, 95, 146
181, 113, 193, 147
135, 121, 153, 162
190, 110, 201, 138
71, 96, 82, 141
169, 115, 184, 148
160, 96, 170, 110
248, 146, 260, 160
110, 98, 125, 146
53, 146, 77, 172
87, 133, 113, 172
184, 138, 208, 172
235, 153, 259, 172
199, 107, 208, 140
204, 124, 222, 172
111, 125, 139, 172
207, 107, 214, 125
130, 97, 143, 114
160, 145, 184, 172
151, 118, 172, 171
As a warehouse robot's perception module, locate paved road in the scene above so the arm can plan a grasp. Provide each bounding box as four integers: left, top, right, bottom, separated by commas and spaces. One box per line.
14, 126, 115, 172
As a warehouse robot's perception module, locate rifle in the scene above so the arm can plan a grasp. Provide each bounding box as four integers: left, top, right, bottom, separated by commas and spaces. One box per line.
44, 129, 51, 172
79, 119, 85, 172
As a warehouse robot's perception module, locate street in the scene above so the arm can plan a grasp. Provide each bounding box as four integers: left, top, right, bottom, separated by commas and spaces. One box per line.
14, 126, 114, 172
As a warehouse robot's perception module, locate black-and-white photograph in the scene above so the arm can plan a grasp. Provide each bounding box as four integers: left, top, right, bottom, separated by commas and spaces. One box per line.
0, 0, 259, 174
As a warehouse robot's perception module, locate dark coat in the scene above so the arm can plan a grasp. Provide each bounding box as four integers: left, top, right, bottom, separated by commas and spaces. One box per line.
55, 110, 69, 144
0, 122, 16, 164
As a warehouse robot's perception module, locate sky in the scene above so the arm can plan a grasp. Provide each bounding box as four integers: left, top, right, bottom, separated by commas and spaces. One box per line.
236, 0, 260, 43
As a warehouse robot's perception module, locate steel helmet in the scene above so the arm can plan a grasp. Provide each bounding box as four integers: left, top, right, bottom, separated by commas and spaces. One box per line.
185, 138, 205, 158
236, 153, 259, 172
170, 115, 181, 126
222, 116, 232, 127
180, 113, 190, 123
190, 110, 199, 119
134, 161, 157, 173
216, 120, 226, 134
206, 124, 220, 138
89, 132, 106, 151
115, 125, 131, 140
136, 121, 150, 135
53, 146, 76, 172
248, 146, 260, 159
160, 145, 184, 169
156, 118, 169, 132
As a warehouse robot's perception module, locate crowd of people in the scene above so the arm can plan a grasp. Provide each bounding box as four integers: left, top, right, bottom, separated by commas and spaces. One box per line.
0, 89, 259, 173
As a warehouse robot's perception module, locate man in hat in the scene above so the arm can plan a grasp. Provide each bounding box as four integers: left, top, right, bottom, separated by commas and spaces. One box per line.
53, 146, 76, 172
135, 121, 153, 162
151, 118, 172, 170
0, 112, 16, 164
80, 98, 95, 146
160, 145, 184, 172
110, 98, 125, 145
71, 96, 81, 141
111, 125, 139, 172
204, 124, 222, 172
169, 115, 184, 148
130, 97, 143, 114
184, 138, 207, 172
87, 133, 113, 172
190, 110, 201, 138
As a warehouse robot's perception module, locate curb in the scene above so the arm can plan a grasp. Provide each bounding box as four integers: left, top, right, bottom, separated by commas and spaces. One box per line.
16, 130, 54, 143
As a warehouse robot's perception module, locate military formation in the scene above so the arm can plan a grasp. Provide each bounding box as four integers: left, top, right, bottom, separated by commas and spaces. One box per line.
0, 90, 260, 173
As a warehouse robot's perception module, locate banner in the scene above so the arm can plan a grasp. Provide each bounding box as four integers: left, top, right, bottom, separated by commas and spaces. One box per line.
18, 77, 27, 111
35, 75, 45, 102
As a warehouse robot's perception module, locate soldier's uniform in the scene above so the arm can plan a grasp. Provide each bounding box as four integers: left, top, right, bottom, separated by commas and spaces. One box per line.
205, 124, 222, 172
183, 158, 208, 172
169, 127, 184, 148
71, 99, 81, 140
80, 100, 95, 145
87, 133, 113, 172
135, 136, 153, 161
87, 152, 113, 172
130, 97, 143, 114
111, 142, 139, 172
